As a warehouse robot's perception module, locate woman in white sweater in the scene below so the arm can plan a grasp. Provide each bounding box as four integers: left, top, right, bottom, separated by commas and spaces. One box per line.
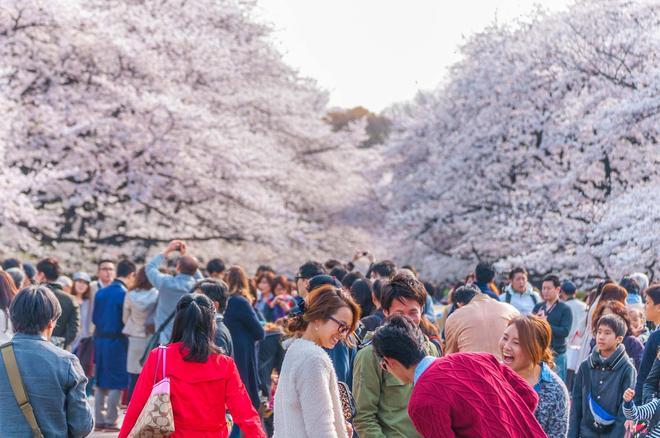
274, 285, 360, 438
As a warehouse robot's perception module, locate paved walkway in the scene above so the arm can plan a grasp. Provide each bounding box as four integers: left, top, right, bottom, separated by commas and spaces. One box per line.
88, 396, 122, 437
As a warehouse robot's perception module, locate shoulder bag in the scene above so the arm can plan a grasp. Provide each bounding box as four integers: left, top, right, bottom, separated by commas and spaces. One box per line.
129, 345, 175, 437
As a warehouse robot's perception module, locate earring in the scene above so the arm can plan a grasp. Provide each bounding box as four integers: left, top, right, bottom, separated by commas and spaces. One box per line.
315, 325, 319, 332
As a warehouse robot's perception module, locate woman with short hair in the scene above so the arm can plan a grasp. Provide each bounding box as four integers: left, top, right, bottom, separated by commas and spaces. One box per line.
119, 294, 265, 437
499, 315, 570, 438
274, 285, 361, 438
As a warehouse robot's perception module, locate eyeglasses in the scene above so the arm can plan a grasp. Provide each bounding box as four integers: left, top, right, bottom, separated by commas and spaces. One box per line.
328, 316, 350, 335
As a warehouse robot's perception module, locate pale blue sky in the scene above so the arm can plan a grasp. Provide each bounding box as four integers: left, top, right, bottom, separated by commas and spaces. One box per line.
255, 0, 571, 111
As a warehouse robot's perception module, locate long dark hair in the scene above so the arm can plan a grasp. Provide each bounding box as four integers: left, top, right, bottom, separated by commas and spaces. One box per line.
131, 267, 153, 291
350, 279, 375, 317
170, 294, 220, 362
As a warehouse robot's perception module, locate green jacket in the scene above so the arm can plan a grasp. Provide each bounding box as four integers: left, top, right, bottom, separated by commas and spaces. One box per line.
352, 335, 439, 438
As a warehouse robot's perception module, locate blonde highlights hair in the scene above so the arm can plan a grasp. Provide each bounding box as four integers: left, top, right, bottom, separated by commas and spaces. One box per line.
508, 315, 555, 369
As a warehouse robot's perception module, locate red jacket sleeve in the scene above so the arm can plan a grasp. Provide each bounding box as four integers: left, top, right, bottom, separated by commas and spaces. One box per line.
119, 349, 158, 438
225, 358, 266, 438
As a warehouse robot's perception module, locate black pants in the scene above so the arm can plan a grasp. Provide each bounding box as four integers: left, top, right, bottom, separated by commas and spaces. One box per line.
127, 373, 140, 401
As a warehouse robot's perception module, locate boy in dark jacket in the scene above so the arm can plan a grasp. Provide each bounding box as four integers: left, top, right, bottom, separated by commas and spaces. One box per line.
569, 314, 636, 437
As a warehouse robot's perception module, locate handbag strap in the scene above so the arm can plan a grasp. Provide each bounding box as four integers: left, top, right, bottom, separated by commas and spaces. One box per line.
0, 343, 44, 438
153, 345, 167, 383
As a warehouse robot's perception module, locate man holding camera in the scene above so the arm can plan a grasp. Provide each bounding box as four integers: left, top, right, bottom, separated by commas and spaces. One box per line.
146, 240, 203, 344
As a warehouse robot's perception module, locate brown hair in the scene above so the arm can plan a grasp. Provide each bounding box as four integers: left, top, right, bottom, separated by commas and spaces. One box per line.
592, 300, 631, 336
255, 272, 275, 296
271, 275, 291, 296
287, 285, 361, 345
72, 279, 92, 300
0, 271, 18, 311
131, 267, 153, 291
507, 315, 555, 369
599, 283, 627, 304
226, 266, 253, 303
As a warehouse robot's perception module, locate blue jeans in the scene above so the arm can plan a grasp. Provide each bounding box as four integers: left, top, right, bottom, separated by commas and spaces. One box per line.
555, 353, 567, 382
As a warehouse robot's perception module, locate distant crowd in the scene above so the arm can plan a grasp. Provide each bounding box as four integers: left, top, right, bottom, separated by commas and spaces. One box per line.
0, 241, 658, 437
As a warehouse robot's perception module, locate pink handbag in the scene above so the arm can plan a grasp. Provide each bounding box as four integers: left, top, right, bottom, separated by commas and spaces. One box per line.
128, 346, 175, 437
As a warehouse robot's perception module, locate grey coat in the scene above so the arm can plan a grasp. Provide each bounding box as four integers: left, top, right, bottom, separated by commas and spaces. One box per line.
0, 333, 94, 437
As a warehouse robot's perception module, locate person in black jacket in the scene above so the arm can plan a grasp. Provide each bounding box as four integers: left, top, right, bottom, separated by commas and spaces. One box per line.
533, 274, 572, 382
192, 279, 233, 357
36, 258, 80, 350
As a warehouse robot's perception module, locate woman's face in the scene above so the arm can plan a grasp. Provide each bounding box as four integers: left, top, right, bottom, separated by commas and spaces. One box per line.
274, 283, 287, 297
258, 277, 272, 295
72, 280, 88, 296
499, 324, 531, 373
315, 306, 353, 349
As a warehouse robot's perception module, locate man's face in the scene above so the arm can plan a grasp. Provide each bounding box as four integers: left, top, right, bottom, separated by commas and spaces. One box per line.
511, 273, 528, 293
296, 277, 309, 298
97, 262, 116, 284
384, 298, 422, 326
541, 281, 560, 303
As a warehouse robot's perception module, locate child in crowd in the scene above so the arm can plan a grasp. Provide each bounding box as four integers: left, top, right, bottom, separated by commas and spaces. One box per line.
569, 314, 637, 438
623, 387, 660, 438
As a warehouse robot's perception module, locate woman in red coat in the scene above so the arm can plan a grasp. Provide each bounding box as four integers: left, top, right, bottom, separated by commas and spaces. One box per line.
119, 294, 266, 438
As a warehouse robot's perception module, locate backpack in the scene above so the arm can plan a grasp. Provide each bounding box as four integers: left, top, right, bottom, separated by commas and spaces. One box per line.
505, 290, 539, 306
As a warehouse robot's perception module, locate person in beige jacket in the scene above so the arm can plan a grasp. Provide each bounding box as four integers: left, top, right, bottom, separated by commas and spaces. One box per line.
444, 284, 519, 360
122, 267, 158, 399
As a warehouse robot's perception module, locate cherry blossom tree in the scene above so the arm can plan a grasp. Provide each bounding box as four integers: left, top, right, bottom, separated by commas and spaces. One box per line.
0, 0, 374, 270
380, 0, 660, 284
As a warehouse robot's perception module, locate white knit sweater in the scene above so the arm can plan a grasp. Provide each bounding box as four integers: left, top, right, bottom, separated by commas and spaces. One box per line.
273, 338, 347, 438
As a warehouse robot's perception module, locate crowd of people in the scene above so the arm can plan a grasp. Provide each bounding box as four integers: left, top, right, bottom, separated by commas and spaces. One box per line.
0, 240, 658, 438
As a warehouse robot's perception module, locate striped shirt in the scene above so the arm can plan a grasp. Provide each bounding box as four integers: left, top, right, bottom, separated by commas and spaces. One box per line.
623, 399, 660, 437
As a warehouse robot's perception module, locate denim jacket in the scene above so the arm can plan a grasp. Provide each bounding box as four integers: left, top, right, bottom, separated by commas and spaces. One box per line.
0, 333, 94, 437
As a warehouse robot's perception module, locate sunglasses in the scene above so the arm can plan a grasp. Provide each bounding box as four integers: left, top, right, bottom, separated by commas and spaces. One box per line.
328, 315, 350, 335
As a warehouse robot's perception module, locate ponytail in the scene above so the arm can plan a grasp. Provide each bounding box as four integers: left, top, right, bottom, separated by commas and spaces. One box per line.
170, 293, 220, 362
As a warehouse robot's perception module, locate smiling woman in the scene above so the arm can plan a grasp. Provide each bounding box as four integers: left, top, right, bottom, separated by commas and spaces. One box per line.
274, 286, 360, 438
499, 315, 570, 438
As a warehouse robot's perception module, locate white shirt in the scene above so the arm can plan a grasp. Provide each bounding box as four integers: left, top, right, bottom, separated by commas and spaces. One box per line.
564, 298, 588, 345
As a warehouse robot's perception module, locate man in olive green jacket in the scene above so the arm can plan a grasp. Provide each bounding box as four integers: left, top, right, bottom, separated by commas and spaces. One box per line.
353, 273, 440, 438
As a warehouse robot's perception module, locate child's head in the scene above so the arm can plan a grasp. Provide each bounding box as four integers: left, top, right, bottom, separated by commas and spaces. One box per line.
628, 307, 646, 336
596, 314, 626, 353
191, 279, 229, 313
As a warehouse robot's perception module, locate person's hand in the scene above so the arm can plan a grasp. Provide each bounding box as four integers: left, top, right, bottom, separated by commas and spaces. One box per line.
164, 240, 183, 256
345, 421, 353, 438
352, 250, 364, 262
625, 420, 636, 434
536, 310, 547, 321
623, 388, 635, 402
